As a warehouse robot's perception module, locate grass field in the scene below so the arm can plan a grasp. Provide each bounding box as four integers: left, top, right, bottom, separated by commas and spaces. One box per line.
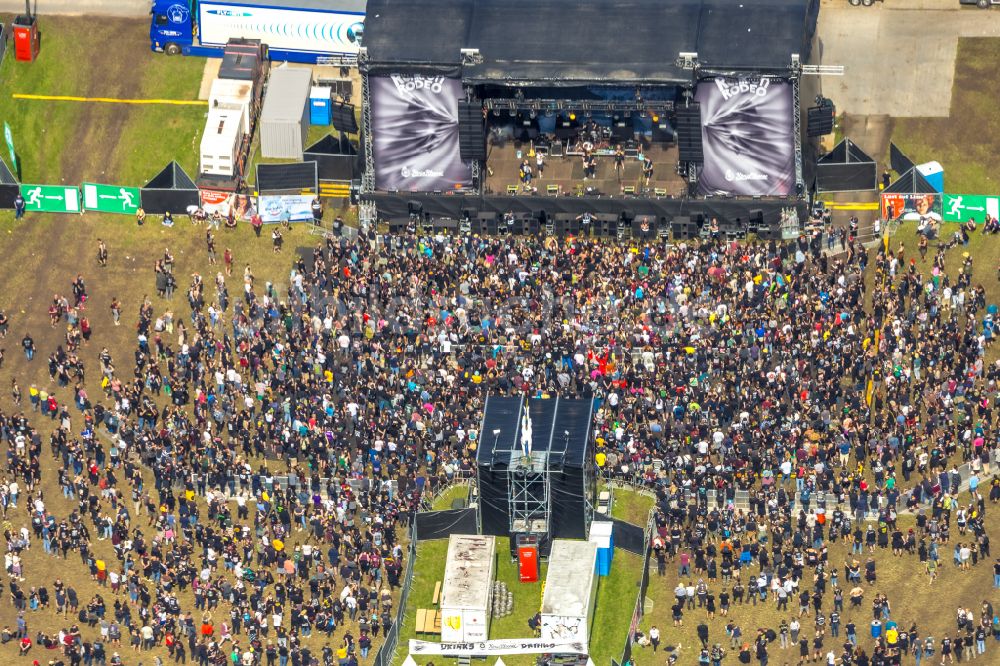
892, 38, 1000, 194
431, 484, 473, 511
0, 16, 206, 185
604, 484, 655, 526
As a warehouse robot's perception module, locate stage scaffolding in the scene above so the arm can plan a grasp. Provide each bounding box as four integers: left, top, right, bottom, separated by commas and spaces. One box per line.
508, 450, 550, 536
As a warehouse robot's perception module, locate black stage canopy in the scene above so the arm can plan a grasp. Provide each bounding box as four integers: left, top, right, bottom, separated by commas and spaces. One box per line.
883, 167, 937, 195
365, 191, 807, 228
364, 0, 818, 83
815, 139, 877, 193
140, 161, 200, 215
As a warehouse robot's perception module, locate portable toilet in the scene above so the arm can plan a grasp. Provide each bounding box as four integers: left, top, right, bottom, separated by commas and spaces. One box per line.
310, 87, 332, 126
589, 520, 614, 576
12, 12, 39, 62
916, 161, 944, 193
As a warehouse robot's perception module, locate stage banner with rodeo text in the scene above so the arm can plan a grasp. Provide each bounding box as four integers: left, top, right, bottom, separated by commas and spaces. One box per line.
259, 194, 314, 224
696, 77, 796, 197
370, 74, 473, 192
941, 194, 1000, 223
880, 192, 943, 223
408, 639, 587, 656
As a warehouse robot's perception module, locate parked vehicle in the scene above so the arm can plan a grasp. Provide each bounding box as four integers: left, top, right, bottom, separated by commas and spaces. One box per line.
149, 0, 365, 63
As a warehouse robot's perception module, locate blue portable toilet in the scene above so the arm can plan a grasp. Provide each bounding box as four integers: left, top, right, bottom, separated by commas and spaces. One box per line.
589, 521, 614, 576
916, 161, 944, 193
310, 87, 332, 126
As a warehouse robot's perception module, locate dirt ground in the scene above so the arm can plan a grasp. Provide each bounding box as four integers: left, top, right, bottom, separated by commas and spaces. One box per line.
0, 214, 376, 664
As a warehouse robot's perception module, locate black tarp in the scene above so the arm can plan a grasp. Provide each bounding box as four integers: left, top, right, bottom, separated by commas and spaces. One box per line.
477, 396, 594, 540
140, 161, 200, 215
815, 139, 877, 193
366, 191, 807, 228
256, 162, 319, 194
477, 396, 522, 536
883, 167, 937, 194
0, 157, 18, 209
304, 135, 358, 182
415, 508, 479, 541
363, 0, 817, 83
890, 142, 915, 176
590, 517, 646, 556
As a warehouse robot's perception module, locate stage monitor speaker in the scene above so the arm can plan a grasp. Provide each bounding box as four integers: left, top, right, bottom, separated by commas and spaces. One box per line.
671, 215, 693, 240
757, 225, 780, 241
675, 103, 703, 164
331, 101, 359, 134
807, 104, 835, 137
458, 101, 487, 161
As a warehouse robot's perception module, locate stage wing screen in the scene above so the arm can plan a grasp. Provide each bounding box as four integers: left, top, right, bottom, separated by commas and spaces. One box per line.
371, 75, 473, 192
696, 78, 795, 197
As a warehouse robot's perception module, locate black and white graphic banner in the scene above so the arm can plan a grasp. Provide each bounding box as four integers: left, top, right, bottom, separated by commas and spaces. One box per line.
408, 639, 587, 656
696, 78, 796, 197
371, 75, 473, 192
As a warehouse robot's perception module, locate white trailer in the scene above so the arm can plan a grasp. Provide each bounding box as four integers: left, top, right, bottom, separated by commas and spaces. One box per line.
208, 78, 254, 135
200, 108, 244, 177
198, 0, 365, 57
541, 540, 598, 645
440, 534, 496, 643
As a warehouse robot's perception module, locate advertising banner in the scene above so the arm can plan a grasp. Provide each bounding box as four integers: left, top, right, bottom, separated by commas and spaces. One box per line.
20, 184, 80, 214
259, 194, 314, 224
941, 194, 1000, 223
371, 75, 473, 192
696, 78, 796, 197
200, 189, 232, 216
198, 190, 256, 220
4, 122, 16, 175
408, 639, 587, 656
880, 192, 943, 223
198, 2, 363, 54
83, 183, 141, 215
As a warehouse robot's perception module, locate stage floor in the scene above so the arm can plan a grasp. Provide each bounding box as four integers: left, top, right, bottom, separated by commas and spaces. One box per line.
485, 141, 688, 198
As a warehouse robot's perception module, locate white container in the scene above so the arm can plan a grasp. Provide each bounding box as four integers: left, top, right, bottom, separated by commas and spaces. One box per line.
260, 66, 313, 159
440, 534, 495, 643
209, 78, 254, 135
541, 540, 598, 645
200, 108, 243, 177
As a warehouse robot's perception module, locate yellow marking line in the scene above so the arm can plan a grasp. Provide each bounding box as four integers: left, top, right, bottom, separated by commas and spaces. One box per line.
13, 93, 207, 106
828, 202, 880, 211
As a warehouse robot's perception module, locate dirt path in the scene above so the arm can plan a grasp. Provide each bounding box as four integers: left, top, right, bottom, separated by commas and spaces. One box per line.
57, 18, 148, 184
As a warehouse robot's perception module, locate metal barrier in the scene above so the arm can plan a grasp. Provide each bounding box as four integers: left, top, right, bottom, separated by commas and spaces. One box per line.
372, 521, 418, 666
619, 508, 655, 666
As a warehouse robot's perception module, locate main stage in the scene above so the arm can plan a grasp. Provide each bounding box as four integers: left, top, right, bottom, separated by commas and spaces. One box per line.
357, 0, 821, 235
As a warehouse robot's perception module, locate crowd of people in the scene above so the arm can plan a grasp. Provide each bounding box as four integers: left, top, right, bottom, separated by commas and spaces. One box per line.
0, 211, 996, 666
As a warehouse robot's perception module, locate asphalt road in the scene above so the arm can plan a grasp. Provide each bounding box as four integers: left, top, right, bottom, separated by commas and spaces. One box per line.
816, 0, 1000, 117
0, 0, 148, 16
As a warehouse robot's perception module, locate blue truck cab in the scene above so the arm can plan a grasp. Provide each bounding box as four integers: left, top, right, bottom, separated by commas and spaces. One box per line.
150, 0, 366, 63
150, 0, 196, 55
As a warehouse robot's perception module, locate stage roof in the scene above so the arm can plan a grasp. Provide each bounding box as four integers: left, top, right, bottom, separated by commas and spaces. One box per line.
363, 0, 818, 84
477, 396, 593, 469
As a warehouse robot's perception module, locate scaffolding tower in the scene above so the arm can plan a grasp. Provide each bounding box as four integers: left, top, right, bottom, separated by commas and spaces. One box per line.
508, 450, 550, 535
